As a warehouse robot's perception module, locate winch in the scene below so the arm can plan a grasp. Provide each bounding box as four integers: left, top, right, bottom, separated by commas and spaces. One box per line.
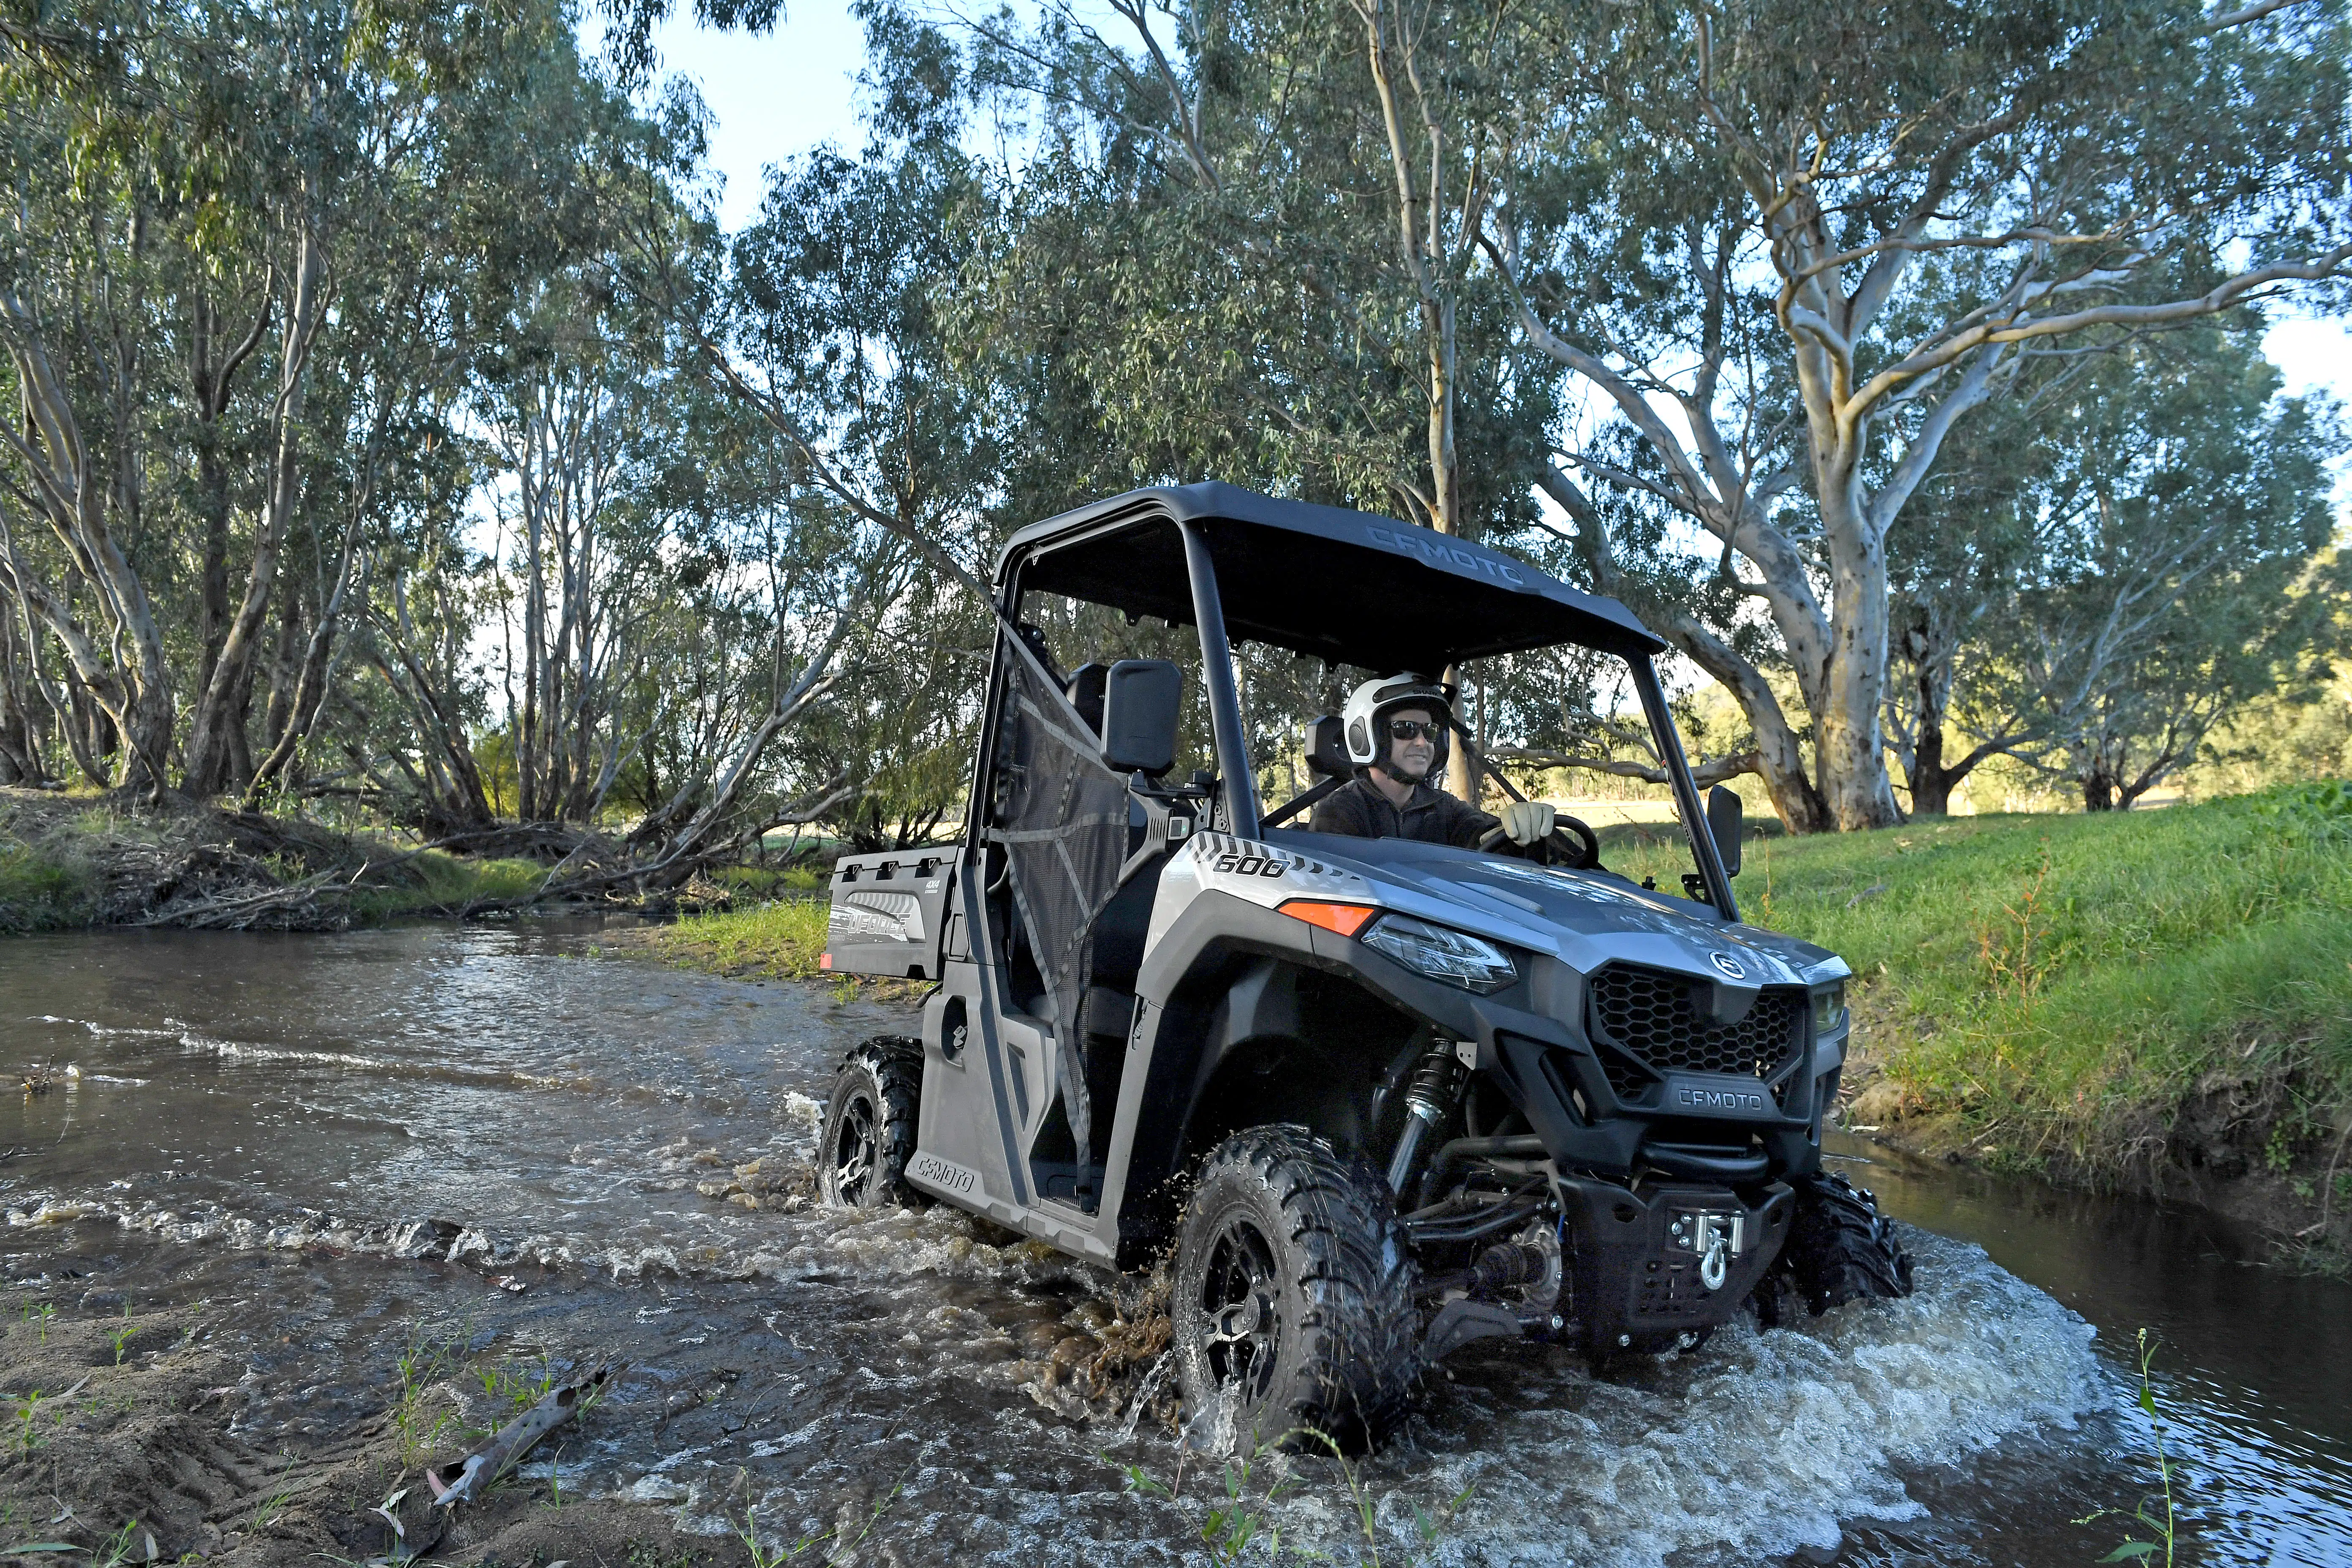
1669, 1209, 1748, 1292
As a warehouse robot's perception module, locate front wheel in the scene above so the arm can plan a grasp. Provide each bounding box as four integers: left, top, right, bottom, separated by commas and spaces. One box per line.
1778, 1171, 1916, 1314
1171, 1126, 1418, 1455
816, 1037, 923, 1208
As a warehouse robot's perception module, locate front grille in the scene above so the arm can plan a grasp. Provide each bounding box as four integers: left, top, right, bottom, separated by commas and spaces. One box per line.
1587, 963, 1805, 1090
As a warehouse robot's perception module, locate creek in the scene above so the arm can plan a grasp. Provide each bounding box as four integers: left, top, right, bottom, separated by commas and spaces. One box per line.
0, 923, 2345, 1566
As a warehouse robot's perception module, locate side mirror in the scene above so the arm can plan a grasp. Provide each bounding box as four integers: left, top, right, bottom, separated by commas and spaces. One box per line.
1099, 659, 1184, 776
1706, 785, 1743, 877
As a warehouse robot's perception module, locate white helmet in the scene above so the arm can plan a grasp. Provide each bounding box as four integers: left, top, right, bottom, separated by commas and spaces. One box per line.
1342, 673, 1454, 770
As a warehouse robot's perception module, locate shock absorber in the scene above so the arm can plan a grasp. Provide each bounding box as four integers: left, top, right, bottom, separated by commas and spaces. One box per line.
1384, 1043, 1466, 1195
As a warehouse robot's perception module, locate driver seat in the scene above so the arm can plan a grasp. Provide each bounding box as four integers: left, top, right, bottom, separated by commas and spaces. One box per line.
1263, 714, 1353, 829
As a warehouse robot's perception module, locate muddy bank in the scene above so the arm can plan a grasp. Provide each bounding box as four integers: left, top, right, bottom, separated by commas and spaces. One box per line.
0, 789, 526, 933
0, 791, 754, 934
1839, 1027, 2350, 1271
0, 1277, 762, 1568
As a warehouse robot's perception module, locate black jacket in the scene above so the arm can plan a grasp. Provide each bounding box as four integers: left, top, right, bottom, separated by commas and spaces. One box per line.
1309, 774, 1502, 850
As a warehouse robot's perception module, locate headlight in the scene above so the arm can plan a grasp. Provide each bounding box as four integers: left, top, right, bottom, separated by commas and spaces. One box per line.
1361, 914, 1518, 994
1814, 982, 1847, 1037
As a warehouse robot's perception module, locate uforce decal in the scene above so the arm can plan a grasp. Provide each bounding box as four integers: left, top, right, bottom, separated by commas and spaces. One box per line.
1673, 1083, 1767, 1113
1364, 523, 1527, 585
909, 1151, 983, 1198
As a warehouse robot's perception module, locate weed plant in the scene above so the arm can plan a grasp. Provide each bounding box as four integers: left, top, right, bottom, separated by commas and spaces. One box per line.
1615, 785, 2352, 1179
389, 1327, 466, 1467
731, 1465, 906, 1568
2078, 1328, 2181, 1565
14, 1391, 41, 1456
0, 835, 94, 931
1108, 1426, 1469, 1566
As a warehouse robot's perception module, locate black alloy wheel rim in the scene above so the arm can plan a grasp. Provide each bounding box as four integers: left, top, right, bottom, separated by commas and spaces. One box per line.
830, 1086, 879, 1203
1198, 1210, 1284, 1402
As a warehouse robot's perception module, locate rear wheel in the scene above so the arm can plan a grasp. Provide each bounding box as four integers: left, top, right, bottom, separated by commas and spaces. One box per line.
1779, 1171, 1915, 1314
1171, 1126, 1418, 1455
817, 1037, 923, 1209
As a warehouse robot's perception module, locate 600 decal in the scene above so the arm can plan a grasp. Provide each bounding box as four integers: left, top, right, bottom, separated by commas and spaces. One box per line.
1213, 852, 1289, 878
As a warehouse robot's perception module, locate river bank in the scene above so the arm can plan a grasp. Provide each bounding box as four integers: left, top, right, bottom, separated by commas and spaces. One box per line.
0, 790, 553, 932
0, 1279, 760, 1568
1610, 784, 2352, 1269
13, 778, 2346, 1260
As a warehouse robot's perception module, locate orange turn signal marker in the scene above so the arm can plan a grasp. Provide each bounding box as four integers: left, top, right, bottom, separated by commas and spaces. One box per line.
1277, 900, 1378, 938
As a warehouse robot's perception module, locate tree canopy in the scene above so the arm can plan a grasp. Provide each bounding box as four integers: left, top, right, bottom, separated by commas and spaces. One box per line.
0, 0, 2342, 870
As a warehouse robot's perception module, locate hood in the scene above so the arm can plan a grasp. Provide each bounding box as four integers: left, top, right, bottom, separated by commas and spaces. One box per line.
1252, 828, 1844, 991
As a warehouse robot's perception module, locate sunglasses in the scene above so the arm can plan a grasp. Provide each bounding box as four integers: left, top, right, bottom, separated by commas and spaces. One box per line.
1386, 719, 1443, 741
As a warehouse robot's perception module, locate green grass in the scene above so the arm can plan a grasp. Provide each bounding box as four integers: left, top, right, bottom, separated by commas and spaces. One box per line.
654, 896, 833, 980
1615, 782, 2352, 1178
0, 838, 95, 931
713, 863, 827, 897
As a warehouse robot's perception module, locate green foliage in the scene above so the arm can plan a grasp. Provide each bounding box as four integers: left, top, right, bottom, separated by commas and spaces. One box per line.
389, 1326, 466, 1468
0, 803, 98, 932
713, 862, 827, 897
652, 898, 831, 981
1642, 791, 2352, 1171
92, 1521, 153, 1568
14, 1390, 43, 1456
366, 855, 547, 916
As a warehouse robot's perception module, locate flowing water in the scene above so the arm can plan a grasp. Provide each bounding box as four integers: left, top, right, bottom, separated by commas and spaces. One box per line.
0, 923, 2345, 1566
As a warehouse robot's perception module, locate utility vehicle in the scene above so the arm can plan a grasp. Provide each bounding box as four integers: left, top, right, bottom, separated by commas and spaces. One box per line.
816, 482, 1913, 1451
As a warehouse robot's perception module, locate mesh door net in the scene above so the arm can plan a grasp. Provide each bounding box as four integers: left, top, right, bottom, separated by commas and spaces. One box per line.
991, 643, 1134, 1168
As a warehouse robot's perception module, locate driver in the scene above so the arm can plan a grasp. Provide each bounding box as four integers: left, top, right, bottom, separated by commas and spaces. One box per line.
1310, 675, 1556, 852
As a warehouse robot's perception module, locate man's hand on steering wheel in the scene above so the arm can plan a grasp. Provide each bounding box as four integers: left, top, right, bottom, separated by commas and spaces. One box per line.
1500, 801, 1554, 846
1478, 806, 1602, 869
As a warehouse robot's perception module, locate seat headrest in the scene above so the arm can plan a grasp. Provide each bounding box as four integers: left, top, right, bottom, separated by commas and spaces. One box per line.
1067, 662, 1109, 735
1304, 714, 1351, 779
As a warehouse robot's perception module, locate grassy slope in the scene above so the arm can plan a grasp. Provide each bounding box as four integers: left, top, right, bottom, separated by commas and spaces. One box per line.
1619, 783, 2352, 1181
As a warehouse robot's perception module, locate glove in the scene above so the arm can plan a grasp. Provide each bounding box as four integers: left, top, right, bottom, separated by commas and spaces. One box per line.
1500, 801, 1557, 846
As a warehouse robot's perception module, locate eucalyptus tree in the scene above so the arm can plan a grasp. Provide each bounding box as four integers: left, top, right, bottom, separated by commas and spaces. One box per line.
1931, 318, 2346, 809
955, 0, 1565, 797
1489, 0, 2352, 831
0, 0, 672, 803
0, 0, 199, 790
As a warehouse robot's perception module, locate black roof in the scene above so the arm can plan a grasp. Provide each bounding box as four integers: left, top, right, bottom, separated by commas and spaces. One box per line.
997, 482, 1664, 671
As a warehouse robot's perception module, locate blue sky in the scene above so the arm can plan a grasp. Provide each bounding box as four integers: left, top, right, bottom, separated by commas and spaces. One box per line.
631, 5, 2352, 470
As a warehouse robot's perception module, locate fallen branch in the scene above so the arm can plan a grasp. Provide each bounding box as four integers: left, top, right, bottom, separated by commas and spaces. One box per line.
425, 1361, 621, 1509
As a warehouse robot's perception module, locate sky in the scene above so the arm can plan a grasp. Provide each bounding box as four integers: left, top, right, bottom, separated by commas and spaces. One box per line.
622, 5, 2352, 482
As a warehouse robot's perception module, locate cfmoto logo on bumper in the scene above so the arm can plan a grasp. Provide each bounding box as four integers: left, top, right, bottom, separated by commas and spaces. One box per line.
1675, 1084, 1766, 1111
1708, 951, 1747, 979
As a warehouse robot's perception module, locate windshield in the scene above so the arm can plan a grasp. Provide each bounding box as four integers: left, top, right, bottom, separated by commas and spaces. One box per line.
1013, 588, 1739, 907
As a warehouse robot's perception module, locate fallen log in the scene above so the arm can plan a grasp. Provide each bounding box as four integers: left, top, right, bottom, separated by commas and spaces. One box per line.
424, 1361, 621, 1509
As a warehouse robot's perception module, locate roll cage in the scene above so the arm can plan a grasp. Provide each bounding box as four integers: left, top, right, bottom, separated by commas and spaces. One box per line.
971, 481, 1740, 920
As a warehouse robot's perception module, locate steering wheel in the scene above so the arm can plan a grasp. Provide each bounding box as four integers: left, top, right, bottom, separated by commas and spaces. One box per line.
1477, 814, 1601, 870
